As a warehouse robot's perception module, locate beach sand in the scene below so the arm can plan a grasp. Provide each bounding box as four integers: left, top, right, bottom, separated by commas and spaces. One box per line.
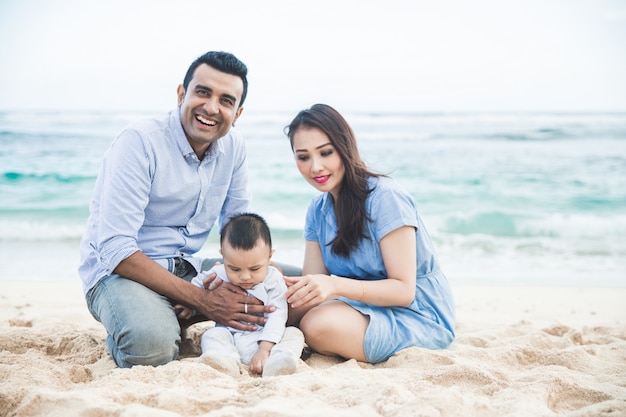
1, 281, 625, 417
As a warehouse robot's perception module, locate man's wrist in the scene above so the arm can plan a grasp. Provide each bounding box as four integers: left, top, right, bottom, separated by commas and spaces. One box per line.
189, 282, 213, 320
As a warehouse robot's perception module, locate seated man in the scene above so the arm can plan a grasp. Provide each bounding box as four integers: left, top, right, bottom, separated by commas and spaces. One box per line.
78, 50, 299, 368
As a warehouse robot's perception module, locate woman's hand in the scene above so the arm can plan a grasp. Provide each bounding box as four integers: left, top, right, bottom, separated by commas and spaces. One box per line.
284, 274, 336, 308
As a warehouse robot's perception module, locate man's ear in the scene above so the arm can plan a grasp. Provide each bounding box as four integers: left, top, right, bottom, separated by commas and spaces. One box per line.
232, 106, 244, 127
176, 84, 186, 107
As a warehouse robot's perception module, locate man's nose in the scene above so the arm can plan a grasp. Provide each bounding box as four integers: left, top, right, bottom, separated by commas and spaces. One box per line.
204, 98, 219, 114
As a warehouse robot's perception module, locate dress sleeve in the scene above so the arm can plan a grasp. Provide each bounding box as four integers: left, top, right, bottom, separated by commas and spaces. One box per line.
303, 199, 320, 242
369, 181, 419, 242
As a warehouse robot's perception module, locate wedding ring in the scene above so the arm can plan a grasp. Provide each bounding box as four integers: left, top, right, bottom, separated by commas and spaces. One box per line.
244, 303, 248, 314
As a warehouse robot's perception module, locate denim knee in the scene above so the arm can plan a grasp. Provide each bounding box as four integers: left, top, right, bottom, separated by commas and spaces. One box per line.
87, 274, 182, 368
110, 317, 181, 368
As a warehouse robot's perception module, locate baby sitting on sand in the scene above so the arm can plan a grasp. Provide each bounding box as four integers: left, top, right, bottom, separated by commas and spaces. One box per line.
177, 213, 304, 377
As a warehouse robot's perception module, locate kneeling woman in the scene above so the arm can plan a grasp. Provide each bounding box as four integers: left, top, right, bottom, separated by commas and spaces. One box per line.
284, 104, 455, 363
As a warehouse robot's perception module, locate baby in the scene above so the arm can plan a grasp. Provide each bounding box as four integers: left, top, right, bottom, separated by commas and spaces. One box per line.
181, 213, 303, 377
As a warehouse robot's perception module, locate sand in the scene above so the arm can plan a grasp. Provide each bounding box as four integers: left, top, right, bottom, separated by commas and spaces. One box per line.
1, 280, 625, 417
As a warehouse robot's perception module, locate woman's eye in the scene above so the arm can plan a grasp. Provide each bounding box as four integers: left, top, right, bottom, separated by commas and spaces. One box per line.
297, 155, 309, 161
321, 150, 332, 157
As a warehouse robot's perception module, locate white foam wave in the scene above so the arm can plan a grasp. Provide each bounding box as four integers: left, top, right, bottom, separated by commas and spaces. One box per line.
0, 220, 85, 241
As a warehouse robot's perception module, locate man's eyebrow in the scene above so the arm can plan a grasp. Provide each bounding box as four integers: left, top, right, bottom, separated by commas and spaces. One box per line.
222, 93, 238, 103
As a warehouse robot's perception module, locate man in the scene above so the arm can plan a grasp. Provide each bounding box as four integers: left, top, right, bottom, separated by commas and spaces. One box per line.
79, 51, 297, 368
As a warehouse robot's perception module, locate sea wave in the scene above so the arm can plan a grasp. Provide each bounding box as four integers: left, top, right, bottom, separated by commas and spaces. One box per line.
0, 219, 86, 242
1, 171, 96, 184
1, 110, 625, 286
4, 210, 625, 252
342, 111, 626, 142
442, 210, 626, 239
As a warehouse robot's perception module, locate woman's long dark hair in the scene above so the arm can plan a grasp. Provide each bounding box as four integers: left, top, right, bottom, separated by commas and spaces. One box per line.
286, 104, 382, 257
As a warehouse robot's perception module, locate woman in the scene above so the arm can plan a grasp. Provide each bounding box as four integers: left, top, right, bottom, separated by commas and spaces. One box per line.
284, 104, 455, 363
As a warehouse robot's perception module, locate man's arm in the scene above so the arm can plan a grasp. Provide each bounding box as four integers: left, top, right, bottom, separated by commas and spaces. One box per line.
114, 251, 275, 331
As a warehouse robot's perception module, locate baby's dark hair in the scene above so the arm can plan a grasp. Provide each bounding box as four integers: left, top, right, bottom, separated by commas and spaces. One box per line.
220, 213, 272, 251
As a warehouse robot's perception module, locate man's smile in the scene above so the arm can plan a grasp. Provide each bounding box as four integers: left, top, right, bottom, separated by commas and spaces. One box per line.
196, 114, 217, 126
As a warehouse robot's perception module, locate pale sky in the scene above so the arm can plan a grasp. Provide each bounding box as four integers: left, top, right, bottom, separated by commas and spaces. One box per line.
1, 0, 625, 113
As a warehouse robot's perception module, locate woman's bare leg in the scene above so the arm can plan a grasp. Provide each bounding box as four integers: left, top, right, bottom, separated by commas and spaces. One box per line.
299, 300, 369, 362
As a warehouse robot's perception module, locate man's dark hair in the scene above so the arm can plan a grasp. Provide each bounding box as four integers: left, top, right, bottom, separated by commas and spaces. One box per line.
220, 213, 272, 251
183, 51, 248, 106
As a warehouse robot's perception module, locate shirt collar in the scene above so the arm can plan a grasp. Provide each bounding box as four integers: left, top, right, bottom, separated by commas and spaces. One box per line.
170, 109, 226, 160
320, 191, 333, 214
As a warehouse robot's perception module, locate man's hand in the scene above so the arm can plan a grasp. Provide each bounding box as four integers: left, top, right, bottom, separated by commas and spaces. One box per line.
195, 271, 275, 331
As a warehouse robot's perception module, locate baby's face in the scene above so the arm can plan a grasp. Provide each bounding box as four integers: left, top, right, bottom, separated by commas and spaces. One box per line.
221, 240, 272, 289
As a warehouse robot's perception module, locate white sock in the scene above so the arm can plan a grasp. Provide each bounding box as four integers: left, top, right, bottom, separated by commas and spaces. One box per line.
262, 350, 299, 377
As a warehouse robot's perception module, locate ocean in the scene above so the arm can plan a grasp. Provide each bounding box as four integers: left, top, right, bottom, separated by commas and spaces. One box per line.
1, 110, 625, 287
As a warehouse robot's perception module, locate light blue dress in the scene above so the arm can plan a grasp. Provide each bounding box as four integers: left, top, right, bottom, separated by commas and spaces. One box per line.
304, 176, 455, 363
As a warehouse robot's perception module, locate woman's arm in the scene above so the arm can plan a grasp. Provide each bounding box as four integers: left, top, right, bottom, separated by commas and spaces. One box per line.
373, 225, 416, 306
302, 239, 328, 275
285, 240, 327, 326
286, 226, 416, 309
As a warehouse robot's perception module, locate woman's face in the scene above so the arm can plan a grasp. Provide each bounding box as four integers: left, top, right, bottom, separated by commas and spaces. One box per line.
292, 127, 345, 199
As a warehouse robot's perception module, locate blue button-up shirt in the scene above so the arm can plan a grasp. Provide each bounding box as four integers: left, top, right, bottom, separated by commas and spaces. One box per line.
79, 109, 250, 294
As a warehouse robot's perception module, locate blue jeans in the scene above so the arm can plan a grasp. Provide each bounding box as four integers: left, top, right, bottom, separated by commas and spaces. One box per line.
86, 258, 301, 368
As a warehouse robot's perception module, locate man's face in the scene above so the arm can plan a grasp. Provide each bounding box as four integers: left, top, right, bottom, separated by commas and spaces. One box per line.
177, 64, 244, 158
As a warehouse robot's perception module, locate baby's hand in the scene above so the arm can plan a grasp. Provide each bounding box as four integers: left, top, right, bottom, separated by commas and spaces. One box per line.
249, 346, 271, 374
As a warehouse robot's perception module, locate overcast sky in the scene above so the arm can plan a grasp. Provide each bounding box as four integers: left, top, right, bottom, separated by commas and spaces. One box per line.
1, 0, 625, 113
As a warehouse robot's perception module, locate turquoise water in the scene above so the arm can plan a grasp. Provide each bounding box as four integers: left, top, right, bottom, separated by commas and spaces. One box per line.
1, 110, 625, 286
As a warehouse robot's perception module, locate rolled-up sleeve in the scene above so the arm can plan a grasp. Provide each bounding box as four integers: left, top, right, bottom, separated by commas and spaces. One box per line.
94, 130, 151, 273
